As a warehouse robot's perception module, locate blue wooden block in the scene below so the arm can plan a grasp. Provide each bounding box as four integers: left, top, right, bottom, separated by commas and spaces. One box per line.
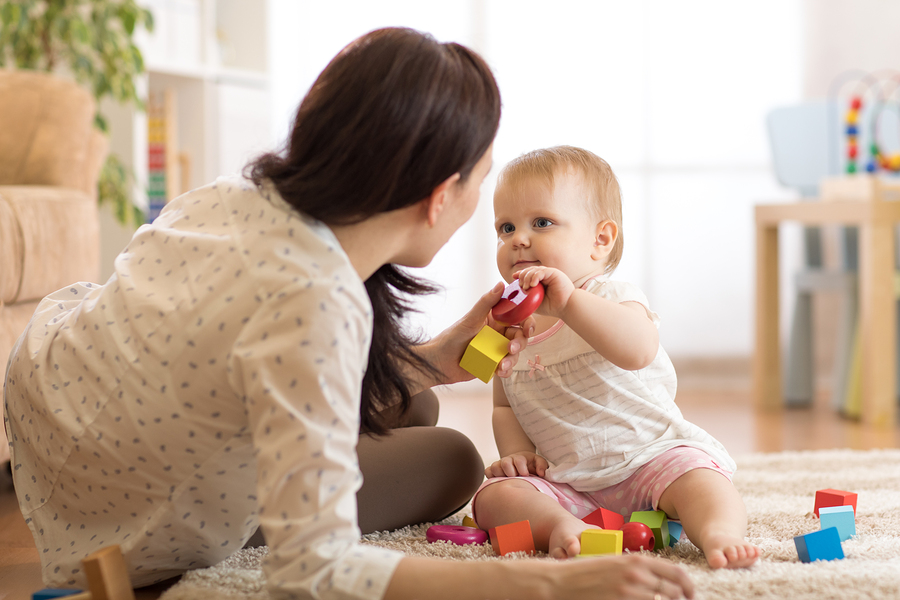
667, 521, 684, 547
794, 526, 844, 563
819, 505, 856, 542
32, 590, 83, 600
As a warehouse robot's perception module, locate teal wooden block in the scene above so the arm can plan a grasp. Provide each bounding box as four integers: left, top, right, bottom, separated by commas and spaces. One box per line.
794, 526, 844, 563
667, 520, 684, 547
629, 510, 669, 551
819, 505, 856, 541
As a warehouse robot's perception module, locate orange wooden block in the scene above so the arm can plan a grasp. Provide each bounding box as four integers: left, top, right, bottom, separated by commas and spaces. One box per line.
582, 507, 625, 530
814, 488, 857, 517
488, 520, 535, 556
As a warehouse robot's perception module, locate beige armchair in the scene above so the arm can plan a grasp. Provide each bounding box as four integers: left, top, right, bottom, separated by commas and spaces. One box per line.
1, 70, 107, 463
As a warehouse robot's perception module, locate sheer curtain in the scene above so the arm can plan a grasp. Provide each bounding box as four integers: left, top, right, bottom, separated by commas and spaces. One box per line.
268, 0, 803, 357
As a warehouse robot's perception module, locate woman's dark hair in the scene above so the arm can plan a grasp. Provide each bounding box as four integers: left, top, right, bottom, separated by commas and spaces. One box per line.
248, 27, 501, 434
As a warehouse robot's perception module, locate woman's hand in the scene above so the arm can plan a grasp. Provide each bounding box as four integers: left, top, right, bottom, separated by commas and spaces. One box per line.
415, 282, 535, 389
553, 553, 695, 600
515, 266, 575, 319
485, 451, 548, 478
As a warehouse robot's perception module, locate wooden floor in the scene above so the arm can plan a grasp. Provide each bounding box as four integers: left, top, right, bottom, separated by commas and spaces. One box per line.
2, 364, 898, 600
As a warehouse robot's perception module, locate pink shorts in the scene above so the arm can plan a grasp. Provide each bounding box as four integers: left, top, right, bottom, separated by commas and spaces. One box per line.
473, 446, 733, 522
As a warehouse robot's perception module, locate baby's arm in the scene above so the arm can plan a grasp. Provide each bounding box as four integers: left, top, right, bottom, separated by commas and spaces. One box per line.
486, 377, 548, 478
517, 267, 659, 371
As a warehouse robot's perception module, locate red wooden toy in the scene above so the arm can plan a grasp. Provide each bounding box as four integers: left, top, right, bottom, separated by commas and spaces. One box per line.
814, 488, 858, 517
620, 522, 655, 553
491, 280, 544, 325
488, 520, 536, 556
582, 507, 625, 530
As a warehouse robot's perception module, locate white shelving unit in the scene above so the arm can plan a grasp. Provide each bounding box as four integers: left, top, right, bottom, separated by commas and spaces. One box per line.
100, 0, 273, 280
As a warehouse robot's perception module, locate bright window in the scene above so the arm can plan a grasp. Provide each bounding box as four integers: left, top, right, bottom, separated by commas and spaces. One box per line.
268, 0, 803, 356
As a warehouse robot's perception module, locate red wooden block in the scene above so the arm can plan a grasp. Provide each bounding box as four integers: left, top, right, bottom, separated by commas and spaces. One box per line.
582, 507, 625, 530
814, 489, 858, 517
488, 520, 536, 556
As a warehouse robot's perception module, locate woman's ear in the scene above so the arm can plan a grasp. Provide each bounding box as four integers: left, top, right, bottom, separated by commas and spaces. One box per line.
592, 219, 618, 260
423, 172, 462, 227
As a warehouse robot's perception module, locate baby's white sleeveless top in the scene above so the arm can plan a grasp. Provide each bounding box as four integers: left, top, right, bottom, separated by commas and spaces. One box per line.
501, 277, 735, 492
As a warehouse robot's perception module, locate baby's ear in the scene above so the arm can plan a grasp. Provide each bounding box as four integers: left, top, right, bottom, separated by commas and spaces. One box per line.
592, 219, 618, 260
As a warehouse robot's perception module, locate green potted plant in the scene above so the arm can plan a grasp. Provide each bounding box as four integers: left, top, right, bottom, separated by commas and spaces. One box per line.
0, 0, 154, 225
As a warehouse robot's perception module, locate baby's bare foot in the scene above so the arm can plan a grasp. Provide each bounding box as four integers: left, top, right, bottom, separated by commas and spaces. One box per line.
548, 520, 597, 559
702, 533, 760, 569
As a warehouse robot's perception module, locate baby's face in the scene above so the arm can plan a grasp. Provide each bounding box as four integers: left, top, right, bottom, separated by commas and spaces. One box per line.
493, 171, 606, 285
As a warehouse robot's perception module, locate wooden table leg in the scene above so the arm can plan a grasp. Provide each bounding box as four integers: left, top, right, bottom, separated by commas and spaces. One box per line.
858, 218, 897, 426
755, 215, 781, 411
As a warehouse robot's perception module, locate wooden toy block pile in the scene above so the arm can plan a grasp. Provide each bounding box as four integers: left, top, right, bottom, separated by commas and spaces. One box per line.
793, 488, 858, 563
434, 485, 859, 564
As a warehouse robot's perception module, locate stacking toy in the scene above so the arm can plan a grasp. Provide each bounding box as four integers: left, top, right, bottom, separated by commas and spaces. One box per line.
426, 525, 488, 546
620, 521, 655, 552
491, 280, 544, 325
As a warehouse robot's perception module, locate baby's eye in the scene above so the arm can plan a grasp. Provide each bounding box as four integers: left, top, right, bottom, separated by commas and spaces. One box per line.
499, 223, 515, 235
534, 218, 552, 228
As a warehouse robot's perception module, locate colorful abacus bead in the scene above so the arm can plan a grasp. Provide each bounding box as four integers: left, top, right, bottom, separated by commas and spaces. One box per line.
850, 96, 862, 111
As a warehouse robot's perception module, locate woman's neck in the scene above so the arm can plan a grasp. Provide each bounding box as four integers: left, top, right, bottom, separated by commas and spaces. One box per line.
329, 209, 417, 281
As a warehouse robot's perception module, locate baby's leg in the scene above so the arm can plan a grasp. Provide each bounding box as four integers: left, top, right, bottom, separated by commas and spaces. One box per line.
657, 468, 759, 569
474, 479, 595, 559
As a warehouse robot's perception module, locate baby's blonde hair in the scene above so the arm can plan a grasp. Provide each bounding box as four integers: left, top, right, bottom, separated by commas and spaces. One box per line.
496, 145, 623, 274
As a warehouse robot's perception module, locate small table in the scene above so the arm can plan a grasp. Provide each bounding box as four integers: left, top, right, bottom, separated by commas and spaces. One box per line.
755, 179, 900, 427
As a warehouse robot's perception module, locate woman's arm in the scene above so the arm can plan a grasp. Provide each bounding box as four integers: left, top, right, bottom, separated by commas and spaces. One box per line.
235, 280, 404, 600
385, 553, 694, 600
516, 267, 658, 371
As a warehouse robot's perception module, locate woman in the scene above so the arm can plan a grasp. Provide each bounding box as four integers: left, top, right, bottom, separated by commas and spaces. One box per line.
4, 28, 693, 600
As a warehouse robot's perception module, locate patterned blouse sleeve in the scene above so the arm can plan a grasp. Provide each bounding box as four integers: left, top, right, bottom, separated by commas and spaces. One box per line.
229, 276, 402, 600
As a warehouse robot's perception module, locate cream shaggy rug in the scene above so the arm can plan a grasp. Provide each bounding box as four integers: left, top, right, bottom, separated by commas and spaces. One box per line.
159, 449, 900, 600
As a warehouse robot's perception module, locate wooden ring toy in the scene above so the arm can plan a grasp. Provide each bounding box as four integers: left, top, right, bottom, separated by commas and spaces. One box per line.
426, 525, 488, 546
491, 280, 544, 325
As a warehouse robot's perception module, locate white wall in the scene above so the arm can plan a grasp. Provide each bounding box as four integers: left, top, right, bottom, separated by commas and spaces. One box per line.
266, 0, 899, 359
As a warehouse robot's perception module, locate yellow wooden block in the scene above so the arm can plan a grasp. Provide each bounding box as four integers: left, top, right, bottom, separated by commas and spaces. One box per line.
580, 529, 623, 556
459, 325, 509, 383
462, 515, 477, 528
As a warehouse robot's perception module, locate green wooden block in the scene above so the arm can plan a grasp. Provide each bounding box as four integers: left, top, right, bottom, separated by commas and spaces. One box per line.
629, 510, 669, 551
459, 325, 509, 383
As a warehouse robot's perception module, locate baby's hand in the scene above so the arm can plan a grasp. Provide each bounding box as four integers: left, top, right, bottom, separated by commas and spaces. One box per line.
515, 266, 575, 319
485, 451, 549, 479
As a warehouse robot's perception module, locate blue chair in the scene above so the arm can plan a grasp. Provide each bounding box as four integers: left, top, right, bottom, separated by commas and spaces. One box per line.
766, 101, 857, 410
767, 101, 900, 414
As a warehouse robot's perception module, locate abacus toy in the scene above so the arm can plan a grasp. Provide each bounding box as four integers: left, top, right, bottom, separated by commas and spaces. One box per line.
838, 70, 900, 175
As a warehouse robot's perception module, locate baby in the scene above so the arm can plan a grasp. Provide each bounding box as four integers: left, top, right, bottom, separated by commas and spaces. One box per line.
473, 146, 759, 569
